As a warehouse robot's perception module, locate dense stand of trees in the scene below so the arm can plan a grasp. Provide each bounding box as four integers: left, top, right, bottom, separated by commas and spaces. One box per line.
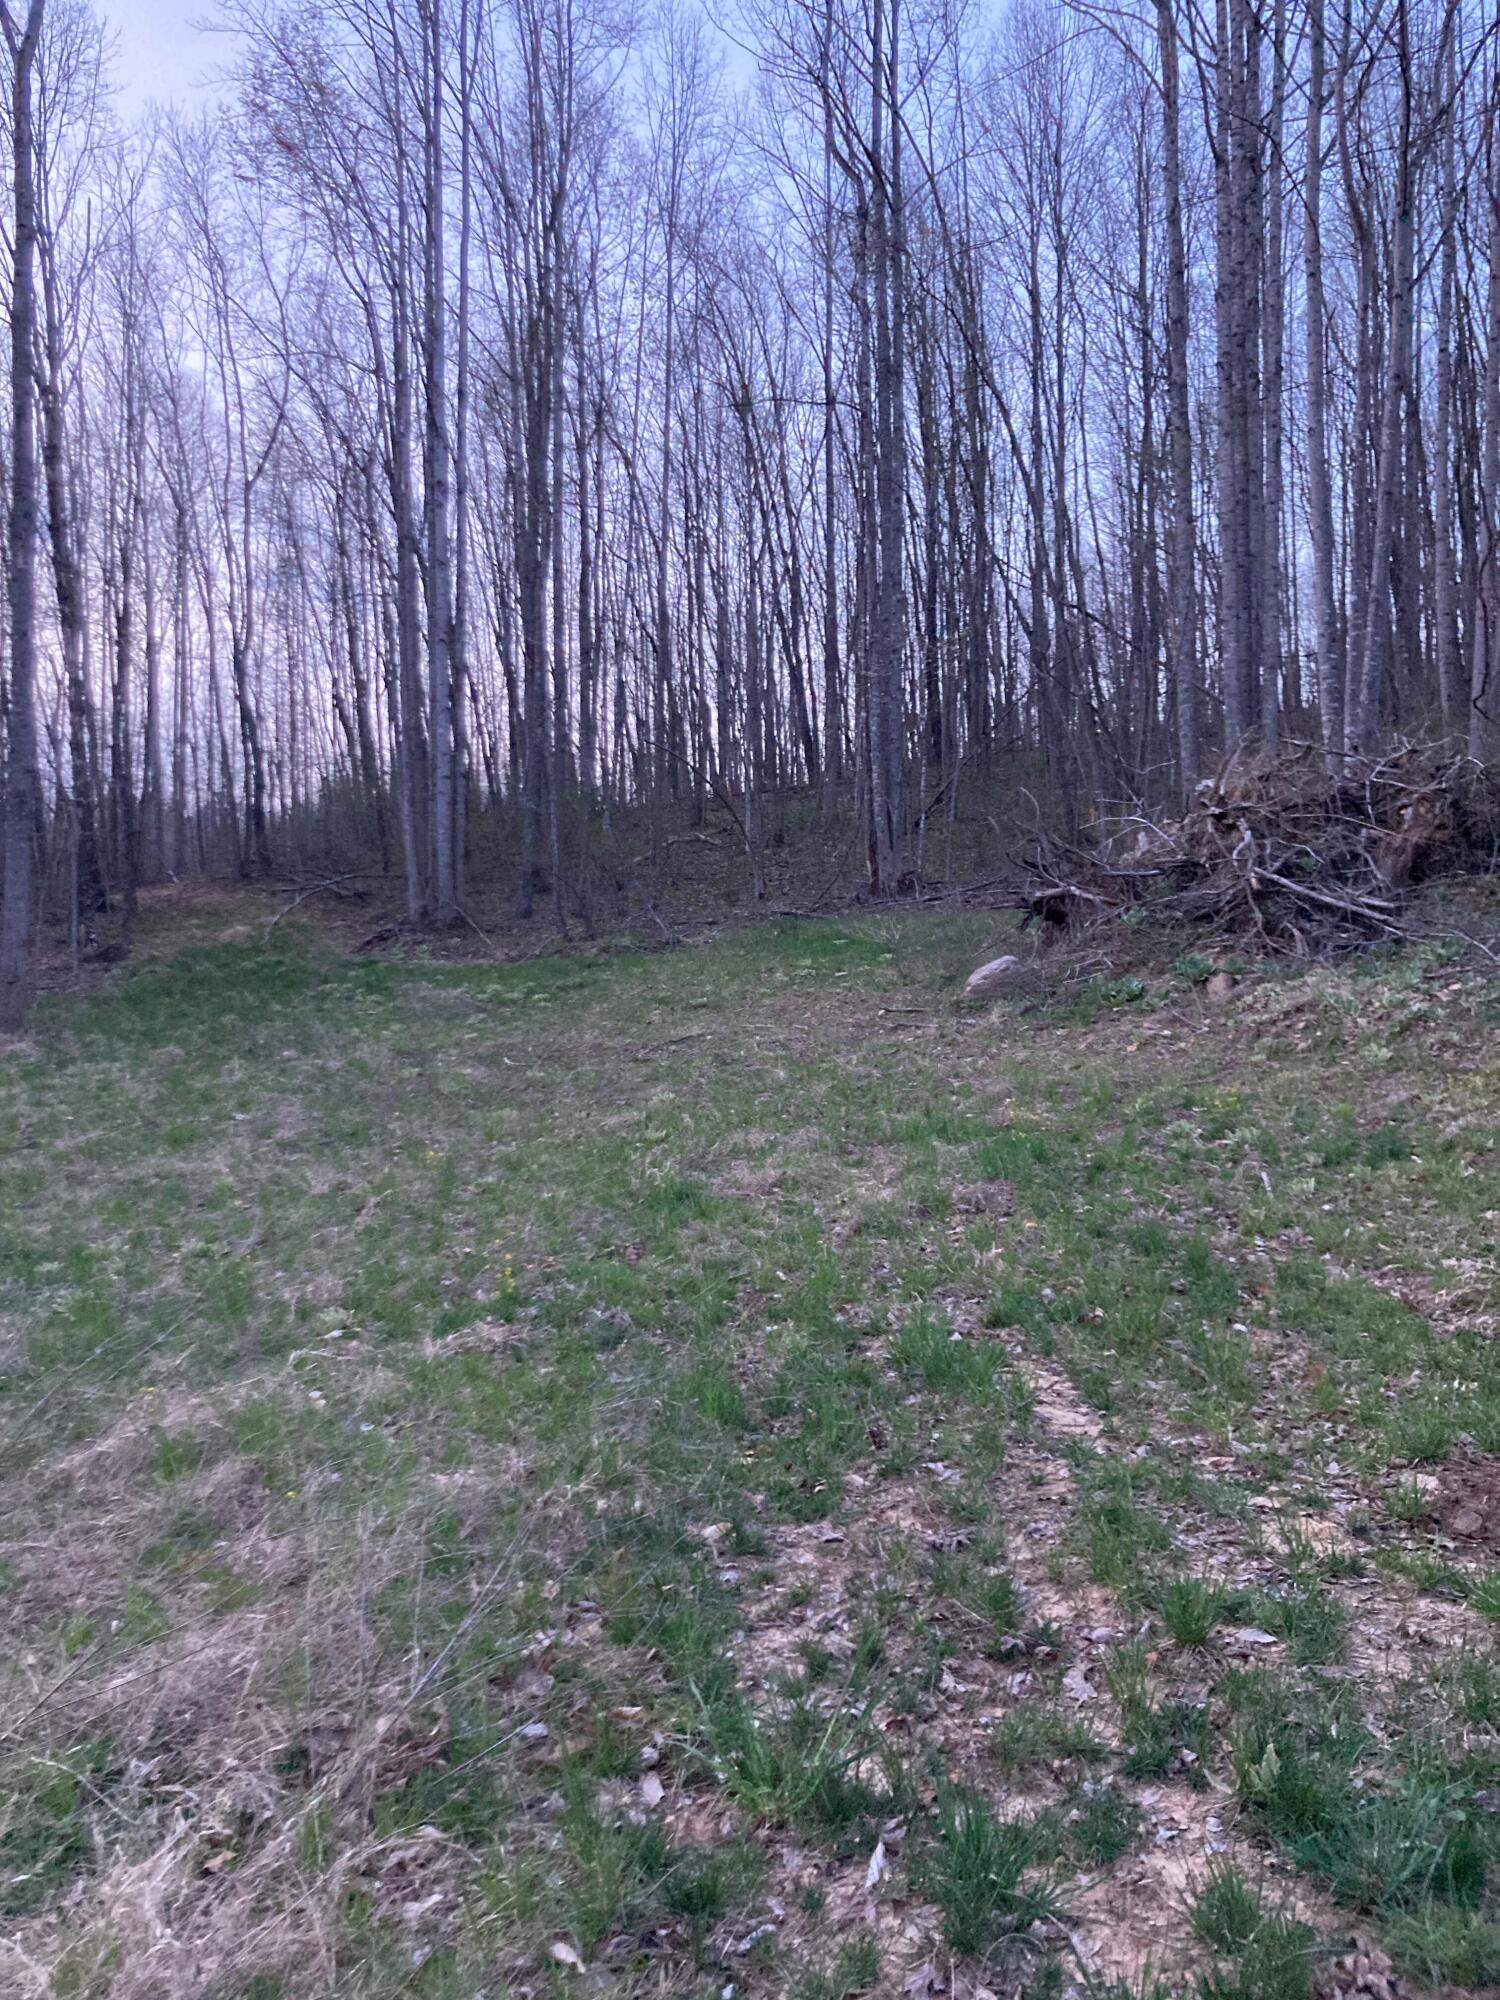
0, 0, 1498, 1020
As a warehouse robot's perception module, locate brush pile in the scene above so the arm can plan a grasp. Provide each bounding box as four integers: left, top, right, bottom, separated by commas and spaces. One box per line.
1021, 744, 1500, 952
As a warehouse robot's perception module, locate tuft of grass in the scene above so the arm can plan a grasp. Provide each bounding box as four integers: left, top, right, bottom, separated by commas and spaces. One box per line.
992, 1704, 1108, 1775
1226, 1585, 1346, 1666
1191, 1864, 1265, 1954
889, 1312, 998, 1397
0, 1747, 111, 1917
1383, 1909, 1500, 1988
1159, 1575, 1228, 1648
1079, 1471, 1171, 1587
1106, 1639, 1210, 1782
976, 1568, 1028, 1651
1196, 1918, 1319, 2000
1120, 1698, 1210, 1782
1446, 1651, 1500, 1724
557, 1767, 675, 1949
698, 1692, 897, 1852
1386, 1476, 1430, 1522
1192, 1862, 1321, 2000
796, 1932, 881, 2000
661, 1841, 766, 1933
1291, 1779, 1486, 1916
919, 1788, 1065, 1956
1060, 1784, 1144, 1867
1231, 1707, 1360, 1845
1386, 1396, 1461, 1466
1363, 1124, 1414, 1168
1231, 1684, 1485, 1924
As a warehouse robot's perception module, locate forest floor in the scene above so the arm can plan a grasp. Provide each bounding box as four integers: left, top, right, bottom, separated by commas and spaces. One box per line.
3, 898, 1500, 2000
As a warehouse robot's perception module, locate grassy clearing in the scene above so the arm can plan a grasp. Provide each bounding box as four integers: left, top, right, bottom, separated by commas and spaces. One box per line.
1, 902, 1498, 1997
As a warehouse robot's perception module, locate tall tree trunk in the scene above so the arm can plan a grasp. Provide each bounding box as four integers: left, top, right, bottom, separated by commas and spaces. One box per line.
868, 0, 905, 893
1433, 31, 1460, 734
0, 0, 44, 1031
1305, 0, 1343, 761
1354, 0, 1416, 748
39, 229, 105, 913
1471, 100, 1500, 759
1260, 0, 1286, 748
821, 0, 842, 798
425, 0, 458, 924
1156, 0, 1199, 790
1214, 0, 1251, 750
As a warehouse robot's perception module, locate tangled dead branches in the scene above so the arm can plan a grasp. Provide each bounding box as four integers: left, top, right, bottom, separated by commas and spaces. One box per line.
1020, 743, 1500, 954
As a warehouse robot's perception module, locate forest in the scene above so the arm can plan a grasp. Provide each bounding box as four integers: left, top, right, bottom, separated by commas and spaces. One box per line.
0, 0, 1496, 1025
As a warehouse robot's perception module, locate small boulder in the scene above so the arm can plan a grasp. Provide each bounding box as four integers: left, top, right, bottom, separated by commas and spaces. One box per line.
962, 954, 1021, 1001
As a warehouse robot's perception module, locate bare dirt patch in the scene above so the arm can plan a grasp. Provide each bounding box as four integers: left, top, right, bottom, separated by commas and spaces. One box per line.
1013, 1358, 1105, 1446
1070, 1780, 1353, 1993
712, 1160, 787, 1201
1424, 1453, 1500, 1551
951, 1178, 1017, 1219
1336, 1574, 1493, 1686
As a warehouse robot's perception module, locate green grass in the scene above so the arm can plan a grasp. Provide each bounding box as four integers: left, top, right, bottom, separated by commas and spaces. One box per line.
1191, 1863, 1266, 1954
795, 1933, 880, 1999
1058, 1783, 1143, 1866
991, 1702, 1109, 1774
1190, 1863, 1321, 2000
890, 1310, 1000, 1396
919, 1789, 1065, 1956
1, 906, 1497, 1995
0, 1746, 112, 1917
1157, 1575, 1229, 1648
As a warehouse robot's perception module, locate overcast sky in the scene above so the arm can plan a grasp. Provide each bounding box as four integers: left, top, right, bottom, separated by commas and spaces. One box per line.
103, 2, 232, 111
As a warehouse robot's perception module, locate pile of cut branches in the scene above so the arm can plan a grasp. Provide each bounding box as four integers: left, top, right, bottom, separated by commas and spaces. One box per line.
1018, 743, 1500, 952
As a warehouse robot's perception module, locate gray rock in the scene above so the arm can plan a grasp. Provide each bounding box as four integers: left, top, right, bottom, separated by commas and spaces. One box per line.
962, 953, 1021, 1000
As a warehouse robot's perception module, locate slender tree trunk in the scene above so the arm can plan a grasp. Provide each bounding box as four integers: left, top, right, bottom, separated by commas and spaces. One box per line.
1471, 100, 1500, 759
1260, 0, 1286, 748
39, 237, 104, 912
0, 0, 44, 1032
1157, 0, 1199, 790
425, 0, 458, 924
1214, 0, 1251, 750
868, 0, 905, 893
576, 327, 597, 797
1305, 0, 1343, 761
821, 0, 842, 800
1433, 32, 1460, 734
451, 0, 475, 915
1355, 0, 1416, 749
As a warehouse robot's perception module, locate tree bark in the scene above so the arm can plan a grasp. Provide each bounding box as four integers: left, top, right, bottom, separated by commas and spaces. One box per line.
1304, 0, 1343, 762
0, 0, 46, 1032
1156, 0, 1199, 791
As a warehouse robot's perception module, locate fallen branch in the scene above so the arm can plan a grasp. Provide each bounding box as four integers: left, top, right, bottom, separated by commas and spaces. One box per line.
264, 872, 375, 938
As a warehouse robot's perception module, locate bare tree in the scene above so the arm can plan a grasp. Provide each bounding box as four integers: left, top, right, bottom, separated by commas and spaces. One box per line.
0, 0, 45, 1032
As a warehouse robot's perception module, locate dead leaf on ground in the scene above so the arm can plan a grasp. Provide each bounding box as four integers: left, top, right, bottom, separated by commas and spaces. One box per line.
1063, 1663, 1097, 1703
